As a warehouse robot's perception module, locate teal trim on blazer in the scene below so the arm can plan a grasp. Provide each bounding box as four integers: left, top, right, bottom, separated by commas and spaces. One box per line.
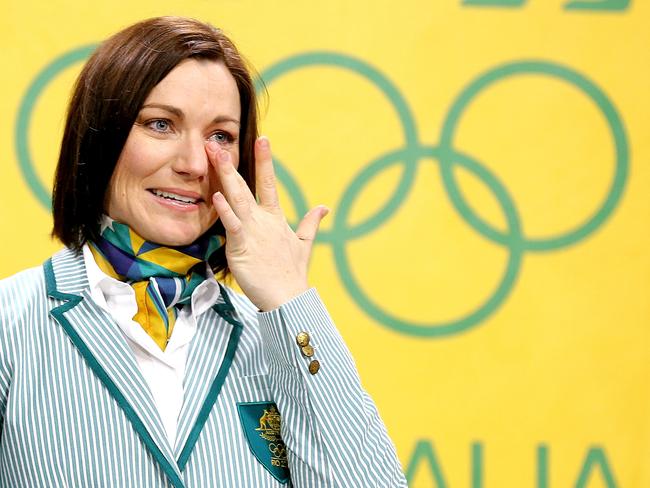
214, 282, 243, 327
177, 283, 243, 470
44, 259, 186, 488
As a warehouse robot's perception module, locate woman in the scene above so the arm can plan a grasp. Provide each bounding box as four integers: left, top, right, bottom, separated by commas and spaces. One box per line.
0, 17, 406, 487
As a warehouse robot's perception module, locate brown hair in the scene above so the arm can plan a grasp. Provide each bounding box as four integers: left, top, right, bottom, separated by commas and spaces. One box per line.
51, 16, 258, 276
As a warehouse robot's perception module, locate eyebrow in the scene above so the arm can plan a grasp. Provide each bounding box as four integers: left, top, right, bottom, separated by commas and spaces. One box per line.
141, 103, 241, 126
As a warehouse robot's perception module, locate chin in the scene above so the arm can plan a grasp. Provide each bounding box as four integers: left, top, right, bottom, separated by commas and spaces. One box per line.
156, 231, 203, 247
155, 236, 197, 247
139, 223, 205, 247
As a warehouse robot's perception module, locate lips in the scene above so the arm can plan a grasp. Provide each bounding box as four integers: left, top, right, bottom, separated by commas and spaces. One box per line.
149, 189, 203, 204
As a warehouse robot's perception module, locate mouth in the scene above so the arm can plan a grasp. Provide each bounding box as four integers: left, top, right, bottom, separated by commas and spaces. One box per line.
148, 189, 203, 205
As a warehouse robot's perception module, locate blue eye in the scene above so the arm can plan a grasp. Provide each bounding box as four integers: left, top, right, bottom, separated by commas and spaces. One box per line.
148, 119, 170, 132
210, 131, 234, 144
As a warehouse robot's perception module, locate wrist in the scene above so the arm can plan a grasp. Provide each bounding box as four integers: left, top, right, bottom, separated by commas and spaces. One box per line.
256, 284, 310, 312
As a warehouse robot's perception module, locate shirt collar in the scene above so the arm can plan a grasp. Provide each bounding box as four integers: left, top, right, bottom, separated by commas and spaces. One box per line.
82, 243, 222, 318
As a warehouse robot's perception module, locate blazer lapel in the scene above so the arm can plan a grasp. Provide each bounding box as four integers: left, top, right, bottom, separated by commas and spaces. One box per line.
45, 249, 185, 488
174, 286, 242, 470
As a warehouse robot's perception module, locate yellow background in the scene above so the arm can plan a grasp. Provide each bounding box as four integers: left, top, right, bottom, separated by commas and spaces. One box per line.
1, 1, 648, 486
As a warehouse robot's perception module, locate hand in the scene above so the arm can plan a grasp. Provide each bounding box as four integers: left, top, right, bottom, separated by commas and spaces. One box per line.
207, 137, 329, 311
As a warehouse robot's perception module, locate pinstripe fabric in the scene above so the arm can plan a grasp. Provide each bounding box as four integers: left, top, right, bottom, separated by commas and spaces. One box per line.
0, 248, 407, 487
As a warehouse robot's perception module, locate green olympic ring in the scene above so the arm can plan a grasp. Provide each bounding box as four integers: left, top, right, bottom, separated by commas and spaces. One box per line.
438, 61, 629, 251
16, 49, 628, 338
15, 45, 98, 209
330, 144, 524, 337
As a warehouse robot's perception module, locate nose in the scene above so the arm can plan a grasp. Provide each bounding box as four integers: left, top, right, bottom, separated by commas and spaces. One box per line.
172, 133, 210, 179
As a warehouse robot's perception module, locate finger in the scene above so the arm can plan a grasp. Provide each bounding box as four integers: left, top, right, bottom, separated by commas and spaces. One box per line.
212, 191, 243, 237
295, 205, 330, 243
255, 136, 280, 210
206, 141, 255, 218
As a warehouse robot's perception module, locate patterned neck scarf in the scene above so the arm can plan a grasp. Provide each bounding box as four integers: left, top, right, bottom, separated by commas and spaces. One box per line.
88, 217, 223, 351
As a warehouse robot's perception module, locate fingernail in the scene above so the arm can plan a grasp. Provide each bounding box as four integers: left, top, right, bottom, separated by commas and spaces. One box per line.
320, 205, 330, 217
258, 136, 270, 149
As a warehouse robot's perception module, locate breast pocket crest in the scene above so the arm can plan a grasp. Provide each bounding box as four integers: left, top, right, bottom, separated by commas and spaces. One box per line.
237, 401, 290, 484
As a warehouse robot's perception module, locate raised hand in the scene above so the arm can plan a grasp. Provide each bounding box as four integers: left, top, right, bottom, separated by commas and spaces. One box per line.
207, 137, 328, 311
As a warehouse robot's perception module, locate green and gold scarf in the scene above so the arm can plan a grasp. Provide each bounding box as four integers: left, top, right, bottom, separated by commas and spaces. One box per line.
88, 218, 223, 350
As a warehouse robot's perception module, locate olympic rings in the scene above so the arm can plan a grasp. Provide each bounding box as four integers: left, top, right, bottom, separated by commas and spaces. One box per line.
330, 144, 524, 337
268, 442, 287, 458
16, 49, 629, 338
438, 61, 629, 251
259, 54, 628, 337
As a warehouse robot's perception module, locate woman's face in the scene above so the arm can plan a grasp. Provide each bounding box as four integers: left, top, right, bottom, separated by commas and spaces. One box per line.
106, 58, 241, 246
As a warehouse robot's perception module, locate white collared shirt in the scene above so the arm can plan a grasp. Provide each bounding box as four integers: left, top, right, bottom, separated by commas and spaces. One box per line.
82, 244, 221, 446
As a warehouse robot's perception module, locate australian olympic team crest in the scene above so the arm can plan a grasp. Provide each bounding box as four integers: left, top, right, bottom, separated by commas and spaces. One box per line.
237, 402, 290, 484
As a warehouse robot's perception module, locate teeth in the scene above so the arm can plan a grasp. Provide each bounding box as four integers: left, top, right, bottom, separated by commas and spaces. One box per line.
152, 189, 198, 204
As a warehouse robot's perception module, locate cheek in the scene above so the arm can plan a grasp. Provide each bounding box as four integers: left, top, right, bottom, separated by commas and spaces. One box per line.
108, 162, 136, 198
105, 167, 131, 217
117, 131, 171, 178
105, 179, 120, 217
105, 142, 150, 207
107, 170, 124, 203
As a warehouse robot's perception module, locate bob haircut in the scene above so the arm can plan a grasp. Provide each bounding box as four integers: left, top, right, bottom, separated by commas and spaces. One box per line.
52, 16, 259, 277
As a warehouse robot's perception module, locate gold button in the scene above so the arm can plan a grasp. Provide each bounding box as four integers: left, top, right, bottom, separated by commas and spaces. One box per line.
301, 345, 314, 357
308, 360, 320, 375
296, 332, 310, 347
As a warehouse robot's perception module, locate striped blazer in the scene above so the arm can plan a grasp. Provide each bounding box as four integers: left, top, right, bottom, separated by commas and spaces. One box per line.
0, 248, 406, 487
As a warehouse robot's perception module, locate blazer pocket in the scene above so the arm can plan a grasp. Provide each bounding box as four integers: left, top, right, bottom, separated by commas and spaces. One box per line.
237, 401, 290, 485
